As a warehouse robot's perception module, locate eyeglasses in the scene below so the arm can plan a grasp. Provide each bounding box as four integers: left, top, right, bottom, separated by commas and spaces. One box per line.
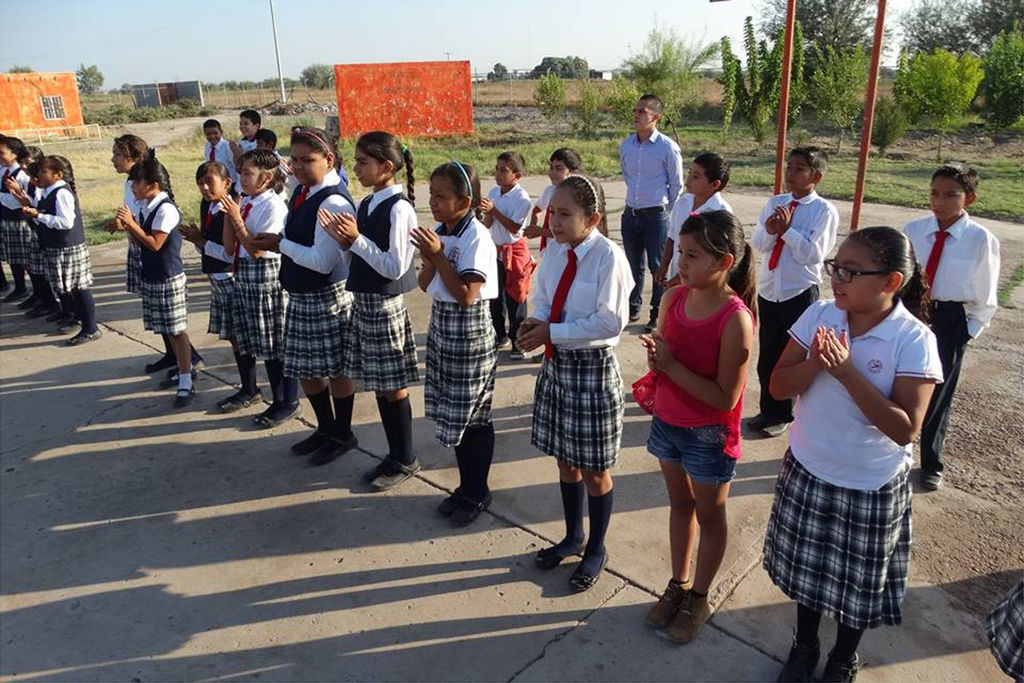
823, 259, 890, 283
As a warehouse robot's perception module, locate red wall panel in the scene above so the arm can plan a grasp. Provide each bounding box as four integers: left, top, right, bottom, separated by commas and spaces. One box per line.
0, 73, 84, 132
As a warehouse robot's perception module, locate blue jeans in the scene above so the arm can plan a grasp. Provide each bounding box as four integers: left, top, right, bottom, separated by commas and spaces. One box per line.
647, 416, 737, 486
621, 209, 670, 323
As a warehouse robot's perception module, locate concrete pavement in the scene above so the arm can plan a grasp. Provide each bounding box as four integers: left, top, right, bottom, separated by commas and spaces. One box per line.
1, 179, 1018, 681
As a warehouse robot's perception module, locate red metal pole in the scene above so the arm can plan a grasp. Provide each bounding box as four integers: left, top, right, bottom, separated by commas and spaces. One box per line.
774, 0, 797, 194
850, 0, 888, 231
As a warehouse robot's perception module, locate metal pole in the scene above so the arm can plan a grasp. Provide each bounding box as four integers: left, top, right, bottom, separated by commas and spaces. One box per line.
269, 0, 287, 103
773, 0, 797, 194
850, 0, 887, 231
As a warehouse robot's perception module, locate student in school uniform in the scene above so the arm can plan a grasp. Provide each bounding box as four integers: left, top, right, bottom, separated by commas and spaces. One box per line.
236, 110, 261, 157
525, 148, 583, 253
222, 149, 298, 427
249, 126, 360, 466
765, 227, 942, 683
903, 162, 1000, 491
8, 156, 100, 345
481, 151, 533, 360
0, 135, 34, 303
15, 146, 61, 320
202, 119, 241, 191
986, 579, 1024, 682
114, 159, 198, 407
654, 152, 734, 290
410, 161, 499, 526
319, 131, 420, 489
749, 146, 839, 437
517, 175, 634, 593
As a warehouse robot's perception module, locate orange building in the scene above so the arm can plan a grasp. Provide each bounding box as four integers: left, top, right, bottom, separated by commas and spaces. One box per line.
0, 72, 84, 133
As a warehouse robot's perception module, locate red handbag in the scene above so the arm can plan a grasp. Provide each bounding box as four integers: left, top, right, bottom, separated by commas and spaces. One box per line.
631, 371, 659, 415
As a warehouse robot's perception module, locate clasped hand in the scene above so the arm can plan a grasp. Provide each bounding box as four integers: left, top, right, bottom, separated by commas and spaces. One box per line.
318, 209, 358, 248
812, 326, 852, 378
639, 330, 675, 373
516, 318, 549, 352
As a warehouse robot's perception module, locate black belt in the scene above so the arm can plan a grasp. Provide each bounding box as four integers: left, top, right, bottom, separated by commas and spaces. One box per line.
930, 300, 965, 310
624, 205, 666, 216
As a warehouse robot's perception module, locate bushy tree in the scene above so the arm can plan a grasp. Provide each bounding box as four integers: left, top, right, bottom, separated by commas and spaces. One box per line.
574, 77, 601, 136
718, 37, 741, 139
807, 45, 868, 152
534, 72, 566, 121
730, 16, 786, 148
982, 30, 1024, 126
76, 64, 104, 94
300, 63, 334, 89
488, 63, 509, 81
870, 95, 908, 156
901, 0, 979, 55
760, 0, 876, 69
622, 26, 718, 124
8, 65, 33, 73
530, 56, 589, 79
604, 73, 641, 125
974, 0, 1024, 51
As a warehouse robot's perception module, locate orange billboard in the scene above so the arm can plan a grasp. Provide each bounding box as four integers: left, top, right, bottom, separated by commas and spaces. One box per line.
333, 61, 473, 138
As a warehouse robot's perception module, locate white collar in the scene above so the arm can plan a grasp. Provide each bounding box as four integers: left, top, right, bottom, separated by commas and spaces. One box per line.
821, 300, 914, 342
372, 184, 403, 202
790, 190, 820, 205
307, 169, 341, 195
929, 211, 970, 239
41, 180, 68, 197
144, 191, 169, 212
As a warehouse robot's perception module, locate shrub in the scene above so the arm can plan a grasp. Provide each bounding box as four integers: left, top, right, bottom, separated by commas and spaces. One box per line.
983, 30, 1024, 127
605, 74, 641, 125
534, 73, 566, 121
871, 95, 908, 157
573, 78, 601, 136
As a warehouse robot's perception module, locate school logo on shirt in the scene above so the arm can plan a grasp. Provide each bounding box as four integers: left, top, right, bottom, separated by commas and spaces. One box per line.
447, 247, 460, 269
867, 358, 884, 374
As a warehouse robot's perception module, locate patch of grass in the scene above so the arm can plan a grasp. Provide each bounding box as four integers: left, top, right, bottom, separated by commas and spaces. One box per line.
998, 264, 1024, 308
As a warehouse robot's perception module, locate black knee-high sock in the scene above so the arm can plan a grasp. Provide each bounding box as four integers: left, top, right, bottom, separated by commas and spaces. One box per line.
584, 488, 614, 559
796, 603, 823, 648
74, 289, 97, 333
36, 276, 56, 307
456, 423, 495, 502
264, 359, 295, 407
60, 293, 75, 317
281, 376, 298, 407
11, 266, 26, 292
559, 479, 586, 547
388, 396, 415, 465
375, 396, 395, 457
306, 387, 334, 431
161, 333, 174, 357
234, 352, 258, 394
0, 265, 7, 288
332, 393, 354, 439
25, 273, 44, 302
830, 623, 864, 663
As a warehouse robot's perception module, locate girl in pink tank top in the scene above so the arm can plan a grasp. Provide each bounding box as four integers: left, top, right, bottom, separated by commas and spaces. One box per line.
638, 210, 756, 645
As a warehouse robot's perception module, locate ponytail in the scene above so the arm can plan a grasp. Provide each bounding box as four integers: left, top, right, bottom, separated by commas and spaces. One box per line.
847, 226, 930, 323
401, 146, 415, 205
678, 209, 758, 318
898, 261, 931, 323
728, 241, 758, 322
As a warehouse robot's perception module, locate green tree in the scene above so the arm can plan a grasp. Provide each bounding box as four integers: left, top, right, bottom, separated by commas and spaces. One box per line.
900, 0, 979, 55
622, 26, 718, 124
488, 63, 509, 81
718, 37, 741, 139
732, 16, 785, 148
807, 45, 868, 152
760, 0, 876, 70
896, 49, 984, 160
574, 77, 601, 136
870, 95, 908, 156
604, 73, 641, 125
982, 30, 1024, 126
76, 63, 104, 95
530, 56, 589, 79
973, 0, 1024, 51
534, 72, 566, 121
8, 65, 33, 73
300, 63, 334, 89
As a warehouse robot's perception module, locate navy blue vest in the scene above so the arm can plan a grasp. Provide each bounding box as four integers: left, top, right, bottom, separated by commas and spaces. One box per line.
0, 167, 28, 221
199, 199, 232, 275
35, 186, 86, 249
138, 198, 183, 282
279, 182, 356, 293
347, 193, 417, 295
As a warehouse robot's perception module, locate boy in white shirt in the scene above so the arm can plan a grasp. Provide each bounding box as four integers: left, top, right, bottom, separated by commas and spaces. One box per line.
481, 151, 533, 359
750, 147, 839, 437
203, 119, 241, 192
903, 162, 1000, 491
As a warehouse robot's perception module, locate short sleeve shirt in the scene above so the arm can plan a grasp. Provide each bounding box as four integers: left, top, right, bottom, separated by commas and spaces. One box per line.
427, 214, 499, 303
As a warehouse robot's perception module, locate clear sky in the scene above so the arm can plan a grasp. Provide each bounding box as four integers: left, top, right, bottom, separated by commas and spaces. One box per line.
0, 0, 912, 87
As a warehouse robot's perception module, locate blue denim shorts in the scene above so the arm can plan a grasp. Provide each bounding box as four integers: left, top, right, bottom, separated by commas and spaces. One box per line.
647, 416, 737, 485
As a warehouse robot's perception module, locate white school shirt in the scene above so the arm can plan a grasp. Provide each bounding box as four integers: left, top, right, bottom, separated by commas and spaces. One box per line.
204, 139, 239, 187
788, 300, 943, 490
665, 192, 735, 279
0, 164, 29, 211
487, 183, 532, 246
33, 181, 76, 231
200, 201, 233, 281
122, 180, 139, 211
750, 191, 839, 302
535, 183, 557, 213
237, 190, 287, 260
532, 228, 635, 349
349, 184, 417, 280
427, 214, 499, 303
903, 212, 1000, 338
278, 169, 354, 282
139, 192, 180, 233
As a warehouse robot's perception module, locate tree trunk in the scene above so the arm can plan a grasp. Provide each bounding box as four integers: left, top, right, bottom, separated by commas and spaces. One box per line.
936, 133, 943, 163
836, 128, 844, 155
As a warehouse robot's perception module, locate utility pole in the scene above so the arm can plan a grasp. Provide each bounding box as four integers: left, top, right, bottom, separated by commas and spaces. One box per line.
445, 51, 451, 61
269, 0, 287, 103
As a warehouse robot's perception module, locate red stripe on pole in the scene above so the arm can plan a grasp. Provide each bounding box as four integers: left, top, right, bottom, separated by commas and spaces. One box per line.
774, 0, 797, 195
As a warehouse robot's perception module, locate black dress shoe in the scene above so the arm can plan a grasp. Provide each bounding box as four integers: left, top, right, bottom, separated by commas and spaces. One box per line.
66, 329, 102, 346
308, 433, 359, 467
290, 428, 331, 456
173, 386, 196, 408
26, 303, 57, 319
45, 309, 68, 323
145, 354, 176, 374
16, 295, 38, 310
57, 319, 81, 334
3, 288, 29, 303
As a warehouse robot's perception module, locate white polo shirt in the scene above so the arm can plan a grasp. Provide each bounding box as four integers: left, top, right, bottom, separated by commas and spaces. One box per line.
427, 213, 499, 303
139, 192, 180, 234
238, 190, 287, 260
750, 191, 839, 302
666, 192, 734, 279
787, 300, 943, 490
487, 183, 531, 246
903, 212, 1000, 338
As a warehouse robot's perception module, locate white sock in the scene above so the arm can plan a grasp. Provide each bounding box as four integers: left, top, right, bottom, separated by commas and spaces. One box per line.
177, 369, 193, 391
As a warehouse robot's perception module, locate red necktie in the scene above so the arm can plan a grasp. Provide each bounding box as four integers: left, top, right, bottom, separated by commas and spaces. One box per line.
768, 200, 800, 271
2, 169, 9, 186
925, 228, 950, 287
293, 185, 308, 210
540, 207, 550, 251
545, 248, 577, 360
204, 205, 215, 229
208, 143, 216, 163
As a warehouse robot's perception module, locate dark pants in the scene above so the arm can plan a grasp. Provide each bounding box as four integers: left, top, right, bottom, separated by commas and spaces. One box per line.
757, 286, 819, 423
920, 301, 970, 476
490, 261, 527, 346
621, 208, 670, 323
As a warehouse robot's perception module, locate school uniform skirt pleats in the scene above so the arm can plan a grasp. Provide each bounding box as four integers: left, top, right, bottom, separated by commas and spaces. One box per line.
531, 346, 624, 471
342, 291, 419, 392
986, 579, 1024, 681
28, 231, 46, 275
1, 218, 33, 265
141, 271, 188, 335
207, 276, 236, 340
424, 299, 497, 447
282, 280, 351, 380
762, 450, 912, 630
233, 257, 286, 360
125, 242, 143, 295
43, 244, 93, 294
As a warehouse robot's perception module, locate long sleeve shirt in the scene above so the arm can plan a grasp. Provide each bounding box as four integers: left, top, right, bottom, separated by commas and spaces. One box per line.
618, 129, 684, 211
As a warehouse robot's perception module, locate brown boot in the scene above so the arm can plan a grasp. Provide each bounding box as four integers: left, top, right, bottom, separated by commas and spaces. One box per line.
645, 579, 690, 629
667, 591, 711, 644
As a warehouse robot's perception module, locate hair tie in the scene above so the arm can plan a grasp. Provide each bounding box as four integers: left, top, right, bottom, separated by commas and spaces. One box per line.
689, 211, 700, 218
450, 160, 473, 200
400, 143, 409, 154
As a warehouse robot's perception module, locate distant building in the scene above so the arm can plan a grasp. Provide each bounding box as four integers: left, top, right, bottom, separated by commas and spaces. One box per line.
132, 81, 205, 108
589, 70, 614, 81
0, 72, 84, 132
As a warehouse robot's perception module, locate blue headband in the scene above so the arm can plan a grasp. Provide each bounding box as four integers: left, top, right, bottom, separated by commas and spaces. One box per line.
450, 160, 472, 200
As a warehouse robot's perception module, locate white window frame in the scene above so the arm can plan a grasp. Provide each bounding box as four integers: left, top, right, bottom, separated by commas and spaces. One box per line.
40, 95, 66, 121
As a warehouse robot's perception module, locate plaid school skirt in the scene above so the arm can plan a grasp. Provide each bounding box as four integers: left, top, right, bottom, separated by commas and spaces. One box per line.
282, 281, 352, 380
142, 271, 188, 335
125, 242, 143, 295
425, 299, 497, 447
342, 291, 419, 392
28, 231, 46, 275
43, 244, 93, 294
1, 218, 33, 265
987, 579, 1024, 681
531, 346, 625, 471
763, 450, 912, 630
207, 276, 236, 340
233, 258, 286, 360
